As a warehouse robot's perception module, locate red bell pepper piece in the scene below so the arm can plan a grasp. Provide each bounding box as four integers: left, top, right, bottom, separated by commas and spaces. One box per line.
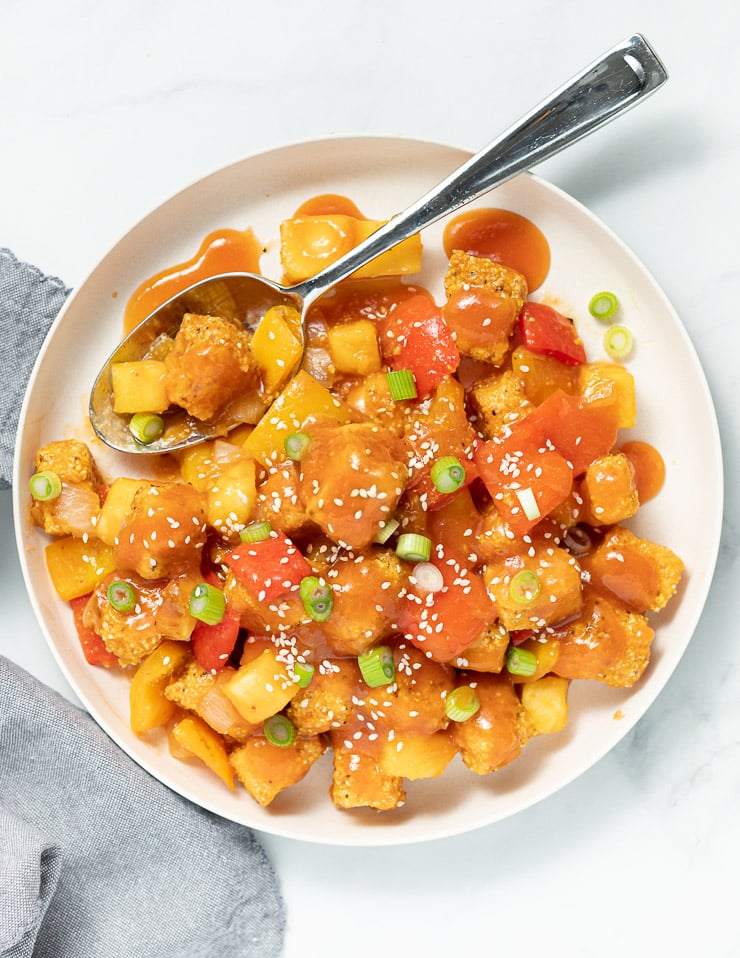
191, 609, 241, 672
518, 302, 587, 365
379, 293, 460, 397
523, 389, 618, 476
397, 555, 496, 663
69, 594, 119, 668
224, 530, 312, 602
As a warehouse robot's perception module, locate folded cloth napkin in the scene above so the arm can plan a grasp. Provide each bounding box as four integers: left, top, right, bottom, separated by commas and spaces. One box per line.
0, 251, 285, 957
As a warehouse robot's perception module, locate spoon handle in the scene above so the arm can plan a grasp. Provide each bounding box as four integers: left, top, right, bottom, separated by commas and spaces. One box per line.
296, 33, 667, 305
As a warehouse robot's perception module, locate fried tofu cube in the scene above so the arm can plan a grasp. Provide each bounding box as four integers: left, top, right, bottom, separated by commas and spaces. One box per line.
452, 623, 509, 672
553, 587, 655, 688
577, 452, 639, 525
30, 439, 102, 538
329, 734, 405, 811
84, 573, 164, 667
450, 672, 533, 774
230, 734, 326, 806
468, 369, 534, 439
483, 545, 583, 632
255, 462, 314, 537
287, 658, 362, 735
580, 525, 683, 613
443, 251, 528, 364
298, 422, 408, 550
164, 313, 256, 421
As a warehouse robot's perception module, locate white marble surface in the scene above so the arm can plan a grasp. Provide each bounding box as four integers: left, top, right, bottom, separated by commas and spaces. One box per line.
1, 2, 738, 955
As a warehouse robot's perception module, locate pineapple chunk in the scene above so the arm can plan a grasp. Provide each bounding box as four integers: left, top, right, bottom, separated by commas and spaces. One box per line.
520, 675, 569, 734
171, 714, 235, 790
111, 360, 169, 414
578, 362, 636, 429
379, 730, 457, 780
129, 640, 191, 735
45, 536, 116, 601
96, 478, 148, 546
250, 304, 304, 397
222, 648, 299, 724
327, 320, 381, 376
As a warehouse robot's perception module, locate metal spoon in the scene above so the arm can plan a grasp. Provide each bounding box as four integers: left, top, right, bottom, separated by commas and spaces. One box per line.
90, 33, 667, 454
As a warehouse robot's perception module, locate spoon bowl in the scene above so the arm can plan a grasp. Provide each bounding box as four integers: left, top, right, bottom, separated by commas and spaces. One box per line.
90, 33, 668, 454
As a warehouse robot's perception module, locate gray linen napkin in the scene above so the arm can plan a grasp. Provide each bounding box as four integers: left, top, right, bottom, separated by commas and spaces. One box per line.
0, 250, 285, 957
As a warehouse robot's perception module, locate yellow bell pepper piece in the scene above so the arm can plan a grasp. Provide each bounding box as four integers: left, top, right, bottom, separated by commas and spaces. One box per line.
129, 640, 191, 735
171, 714, 235, 790
45, 536, 116, 601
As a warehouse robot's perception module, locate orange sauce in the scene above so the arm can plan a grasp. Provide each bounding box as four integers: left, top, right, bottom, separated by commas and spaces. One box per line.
293, 193, 366, 218
620, 440, 666, 503
123, 227, 263, 334
443, 208, 551, 291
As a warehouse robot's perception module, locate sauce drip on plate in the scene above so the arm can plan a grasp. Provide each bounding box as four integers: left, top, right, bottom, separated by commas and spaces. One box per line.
443, 208, 551, 291
123, 227, 262, 334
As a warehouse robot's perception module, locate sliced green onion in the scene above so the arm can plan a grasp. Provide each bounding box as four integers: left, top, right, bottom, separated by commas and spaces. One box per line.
284, 431, 311, 461
395, 533, 432, 563
445, 686, 480, 722
505, 645, 538, 677
129, 412, 165, 444
603, 324, 634, 360
299, 575, 334, 622
239, 520, 272, 543
293, 661, 315, 688
430, 455, 466, 494
107, 580, 137, 613
515, 487, 541, 522
588, 290, 620, 321
412, 561, 444, 594
29, 470, 62, 502
373, 517, 400, 545
386, 369, 418, 401
189, 582, 226, 625
358, 645, 396, 688
263, 714, 296, 747
508, 569, 541, 605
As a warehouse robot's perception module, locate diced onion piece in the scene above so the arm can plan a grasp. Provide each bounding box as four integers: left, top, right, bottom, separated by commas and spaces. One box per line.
563, 524, 592, 556
445, 686, 480, 722
107, 579, 137, 613
129, 412, 165, 444
412, 561, 444, 594
239, 521, 272, 543
386, 369, 418, 401
603, 324, 634, 360
29, 470, 62, 502
396, 533, 432, 563
189, 582, 226, 625
505, 645, 538, 677
263, 714, 296, 747
588, 290, 620, 320
292, 661, 315, 688
358, 645, 396, 688
508, 569, 541, 605
430, 455, 466, 494
299, 575, 334, 622
515, 487, 541, 521
284, 431, 311, 461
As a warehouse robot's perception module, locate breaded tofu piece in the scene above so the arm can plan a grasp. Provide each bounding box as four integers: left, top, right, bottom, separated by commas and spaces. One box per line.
230, 734, 326, 807
164, 312, 256, 421
329, 734, 405, 811
450, 672, 533, 774
553, 587, 655, 688
452, 622, 509, 673
30, 439, 102, 537
287, 657, 361, 735
165, 660, 257, 742
468, 369, 534, 439
84, 573, 163, 667
444, 251, 528, 365
113, 481, 207, 580
581, 525, 684, 613
255, 461, 314, 537
312, 547, 407, 656
577, 452, 640, 526
373, 642, 455, 735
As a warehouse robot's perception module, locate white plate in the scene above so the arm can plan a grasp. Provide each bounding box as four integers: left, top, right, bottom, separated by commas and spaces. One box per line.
13, 136, 723, 846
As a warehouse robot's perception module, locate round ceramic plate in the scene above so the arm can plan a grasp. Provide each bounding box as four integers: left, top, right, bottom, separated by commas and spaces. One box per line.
13, 136, 723, 845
